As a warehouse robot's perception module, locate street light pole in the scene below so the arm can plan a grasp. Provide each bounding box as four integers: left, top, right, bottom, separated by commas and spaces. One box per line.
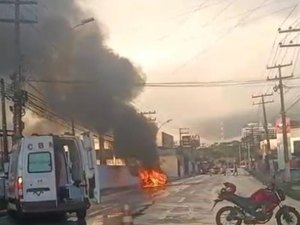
158, 119, 173, 131
157, 119, 173, 147
72, 17, 95, 30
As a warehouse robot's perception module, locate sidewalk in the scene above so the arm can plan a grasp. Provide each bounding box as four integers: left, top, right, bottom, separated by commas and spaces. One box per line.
249, 169, 300, 201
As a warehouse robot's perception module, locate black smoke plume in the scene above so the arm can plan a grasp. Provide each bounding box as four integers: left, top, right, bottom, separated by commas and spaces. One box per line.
0, 0, 158, 167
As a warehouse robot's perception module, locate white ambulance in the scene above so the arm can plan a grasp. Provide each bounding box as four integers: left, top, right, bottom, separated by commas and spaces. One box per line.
5, 133, 100, 220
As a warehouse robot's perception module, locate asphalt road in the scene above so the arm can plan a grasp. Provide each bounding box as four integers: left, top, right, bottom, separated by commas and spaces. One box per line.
135, 170, 300, 225
0, 186, 152, 225
1, 170, 300, 225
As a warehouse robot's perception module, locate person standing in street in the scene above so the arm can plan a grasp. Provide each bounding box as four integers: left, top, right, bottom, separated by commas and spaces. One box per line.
233, 164, 238, 176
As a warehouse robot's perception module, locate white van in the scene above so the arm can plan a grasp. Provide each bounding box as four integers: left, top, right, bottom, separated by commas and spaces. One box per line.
6, 133, 100, 220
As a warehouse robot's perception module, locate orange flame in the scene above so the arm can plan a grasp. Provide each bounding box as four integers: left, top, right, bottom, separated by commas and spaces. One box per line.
138, 167, 167, 188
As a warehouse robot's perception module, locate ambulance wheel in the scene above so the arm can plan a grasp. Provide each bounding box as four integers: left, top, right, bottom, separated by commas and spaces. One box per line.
76, 210, 87, 220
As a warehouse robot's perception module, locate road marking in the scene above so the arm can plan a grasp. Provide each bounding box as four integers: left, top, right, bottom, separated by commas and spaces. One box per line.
158, 209, 173, 220
68, 217, 78, 222
88, 206, 114, 217
189, 190, 195, 194
178, 197, 185, 203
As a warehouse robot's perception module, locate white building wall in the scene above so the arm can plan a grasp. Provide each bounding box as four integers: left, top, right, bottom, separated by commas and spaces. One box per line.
160, 155, 179, 178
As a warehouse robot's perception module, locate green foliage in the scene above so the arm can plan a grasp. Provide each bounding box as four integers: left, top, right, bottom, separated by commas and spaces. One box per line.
201, 141, 240, 160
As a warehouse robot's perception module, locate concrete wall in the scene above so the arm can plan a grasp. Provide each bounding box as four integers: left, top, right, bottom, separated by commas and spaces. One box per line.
97, 165, 139, 190
160, 155, 179, 178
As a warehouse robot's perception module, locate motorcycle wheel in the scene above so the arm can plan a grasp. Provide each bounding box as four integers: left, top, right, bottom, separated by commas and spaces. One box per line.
216, 206, 242, 225
276, 206, 300, 225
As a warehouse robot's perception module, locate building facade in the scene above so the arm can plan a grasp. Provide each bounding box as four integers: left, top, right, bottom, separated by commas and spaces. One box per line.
242, 123, 276, 140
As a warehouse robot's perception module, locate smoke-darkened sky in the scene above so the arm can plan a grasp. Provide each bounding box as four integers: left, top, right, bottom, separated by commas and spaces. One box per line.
1, 0, 300, 144
0, 0, 159, 167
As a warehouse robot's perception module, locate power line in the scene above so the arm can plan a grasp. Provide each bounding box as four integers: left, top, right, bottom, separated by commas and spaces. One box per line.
167, 0, 283, 77
240, 4, 297, 27
25, 94, 88, 133
279, 3, 299, 28
224, 0, 274, 21
27, 79, 96, 84
286, 93, 300, 112
25, 75, 300, 88
144, 76, 300, 87
201, 0, 235, 28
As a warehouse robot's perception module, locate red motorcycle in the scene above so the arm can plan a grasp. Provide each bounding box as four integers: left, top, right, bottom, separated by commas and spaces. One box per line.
213, 182, 300, 225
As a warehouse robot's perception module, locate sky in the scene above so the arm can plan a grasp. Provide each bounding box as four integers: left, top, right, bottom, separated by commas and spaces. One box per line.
79, 0, 300, 142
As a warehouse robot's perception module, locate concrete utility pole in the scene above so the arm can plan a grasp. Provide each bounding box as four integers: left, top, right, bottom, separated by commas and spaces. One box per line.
220, 121, 225, 141
0, 0, 37, 141
178, 128, 189, 177
247, 142, 251, 170
248, 124, 255, 168
267, 62, 293, 181
252, 93, 274, 156
278, 27, 300, 48
239, 144, 242, 164
0, 79, 8, 162
140, 111, 156, 122
98, 135, 105, 164
71, 118, 75, 136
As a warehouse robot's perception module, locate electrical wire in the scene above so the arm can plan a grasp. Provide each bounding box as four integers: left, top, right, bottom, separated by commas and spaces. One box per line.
144, 76, 300, 87
201, 0, 235, 28
24, 75, 300, 88
26, 95, 88, 133
279, 3, 299, 28
224, 0, 274, 21
240, 4, 297, 27
167, 0, 284, 77
286, 93, 300, 112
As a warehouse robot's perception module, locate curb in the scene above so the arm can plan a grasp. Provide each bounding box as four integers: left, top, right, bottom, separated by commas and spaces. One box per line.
100, 185, 140, 196
0, 210, 6, 217
132, 203, 153, 217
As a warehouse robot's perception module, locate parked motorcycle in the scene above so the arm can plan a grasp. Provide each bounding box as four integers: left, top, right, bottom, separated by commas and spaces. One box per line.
212, 182, 300, 225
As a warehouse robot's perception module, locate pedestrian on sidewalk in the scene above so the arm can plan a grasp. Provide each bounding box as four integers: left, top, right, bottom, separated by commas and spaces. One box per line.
222, 164, 227, 176
233, 164, 238, 176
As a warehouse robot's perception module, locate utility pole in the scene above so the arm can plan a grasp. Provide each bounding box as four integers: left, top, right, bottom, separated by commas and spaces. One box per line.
140, 111, 156, 122
252, 93, 274, 157
0, 0, 37, 141
244, 123, 255, 169
220, 121, 225, 141
267, 62, 293, 181
178, 128, 189, 177
247, 142, 251, 170
238, 144, 242, 165
98, 135, 105, 164
278, 27, 300, 179
251, 124, 255, 160
71, 118, 75, 136
140, 111, 156, 115
278, 27, 300, 48
0, 79, 8, 162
